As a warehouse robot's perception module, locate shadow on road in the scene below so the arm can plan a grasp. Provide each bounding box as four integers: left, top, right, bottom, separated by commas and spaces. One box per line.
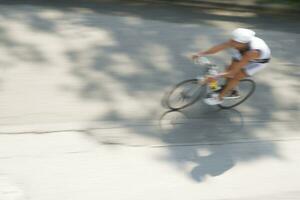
158, 107, 279, 182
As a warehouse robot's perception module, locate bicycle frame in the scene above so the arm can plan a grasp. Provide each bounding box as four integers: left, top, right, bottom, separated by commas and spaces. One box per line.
194, 58, 222, 95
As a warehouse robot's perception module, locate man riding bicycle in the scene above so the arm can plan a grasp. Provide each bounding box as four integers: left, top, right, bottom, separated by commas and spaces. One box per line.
192, 28, 271, 105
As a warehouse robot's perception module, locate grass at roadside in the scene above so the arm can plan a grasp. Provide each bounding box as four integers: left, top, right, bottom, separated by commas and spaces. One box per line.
257, 0, 300, 7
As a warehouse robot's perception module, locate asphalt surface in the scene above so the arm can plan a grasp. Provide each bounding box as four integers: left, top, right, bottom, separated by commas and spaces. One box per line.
0, 1, 299, 199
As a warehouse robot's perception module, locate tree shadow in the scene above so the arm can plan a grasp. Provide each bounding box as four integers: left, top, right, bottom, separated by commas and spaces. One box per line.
0, 25, 46, 66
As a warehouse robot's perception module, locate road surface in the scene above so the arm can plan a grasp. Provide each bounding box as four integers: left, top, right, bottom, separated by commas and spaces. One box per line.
0, 1, 299, 200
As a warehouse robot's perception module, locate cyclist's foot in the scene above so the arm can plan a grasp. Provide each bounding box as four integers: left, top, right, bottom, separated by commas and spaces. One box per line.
214, 85, 225, 93
204, 93, 224, 105
223, 90, 241, 100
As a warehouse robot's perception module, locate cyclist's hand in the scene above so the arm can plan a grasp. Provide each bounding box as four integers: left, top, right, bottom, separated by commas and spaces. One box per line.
192, 53, 203, 59
192, 52, 205, 61
192, 54, 199, 60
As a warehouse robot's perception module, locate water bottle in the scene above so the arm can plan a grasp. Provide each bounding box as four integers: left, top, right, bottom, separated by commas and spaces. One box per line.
208, 68, 219, 91
209, 79, 218, 91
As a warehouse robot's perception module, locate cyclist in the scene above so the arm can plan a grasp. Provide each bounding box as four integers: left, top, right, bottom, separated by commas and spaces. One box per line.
192, 28, 271, 105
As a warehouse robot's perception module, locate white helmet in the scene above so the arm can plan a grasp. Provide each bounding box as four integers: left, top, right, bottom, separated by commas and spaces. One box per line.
231, 28, 255, 43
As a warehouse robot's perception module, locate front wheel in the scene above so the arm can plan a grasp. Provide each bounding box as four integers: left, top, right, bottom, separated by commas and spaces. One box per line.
166, 79, 205, 110
218, 78, 256, 109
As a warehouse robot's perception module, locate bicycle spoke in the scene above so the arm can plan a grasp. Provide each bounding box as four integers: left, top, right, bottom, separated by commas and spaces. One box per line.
167, 79, 204, 110
218, 79, 255, 109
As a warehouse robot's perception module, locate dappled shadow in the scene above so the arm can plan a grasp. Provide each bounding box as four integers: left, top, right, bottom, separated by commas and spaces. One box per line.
157, 76, 282, 179
0, 25, 46, 66
159, 108, 245, 143
0, 0, 299, 182
158, 106, 280, 182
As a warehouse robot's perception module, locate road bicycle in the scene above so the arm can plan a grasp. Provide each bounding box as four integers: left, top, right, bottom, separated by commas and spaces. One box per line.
165, 57, 256, 110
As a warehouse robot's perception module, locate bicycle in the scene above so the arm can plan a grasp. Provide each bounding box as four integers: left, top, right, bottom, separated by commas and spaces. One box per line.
165, 57, 256, 110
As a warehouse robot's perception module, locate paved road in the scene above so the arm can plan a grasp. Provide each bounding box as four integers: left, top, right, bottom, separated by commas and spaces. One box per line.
0, 1, 299, 199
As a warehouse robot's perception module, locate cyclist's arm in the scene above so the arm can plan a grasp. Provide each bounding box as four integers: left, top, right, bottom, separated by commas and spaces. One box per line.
197, 41, 231, 56
216, 50, 260, 78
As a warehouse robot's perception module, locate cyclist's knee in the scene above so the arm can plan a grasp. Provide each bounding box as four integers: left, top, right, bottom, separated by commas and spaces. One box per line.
228, 72, 243, 80
234, 71, 247, 80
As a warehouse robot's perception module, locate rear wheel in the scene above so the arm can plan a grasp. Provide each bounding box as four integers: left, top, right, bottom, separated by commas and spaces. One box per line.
166, 79, 205, 110
218, 78, 256, 109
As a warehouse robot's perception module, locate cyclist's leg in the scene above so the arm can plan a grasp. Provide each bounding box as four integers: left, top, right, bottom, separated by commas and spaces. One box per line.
223, 59, 240, 86
219, 70, 247, 99
219, 62, 267, 99
227, 59, 239, 71
204, 69, 245, 105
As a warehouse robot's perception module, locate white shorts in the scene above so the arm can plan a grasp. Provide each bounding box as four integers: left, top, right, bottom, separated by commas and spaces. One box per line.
232, 53, 268, 76
244, 62, 267, 76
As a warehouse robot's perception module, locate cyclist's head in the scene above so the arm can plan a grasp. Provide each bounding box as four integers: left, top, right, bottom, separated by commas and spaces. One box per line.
231, 28, 255, 43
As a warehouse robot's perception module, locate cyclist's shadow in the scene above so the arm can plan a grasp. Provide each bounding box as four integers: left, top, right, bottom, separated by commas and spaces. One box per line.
159, 106, 246, 182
